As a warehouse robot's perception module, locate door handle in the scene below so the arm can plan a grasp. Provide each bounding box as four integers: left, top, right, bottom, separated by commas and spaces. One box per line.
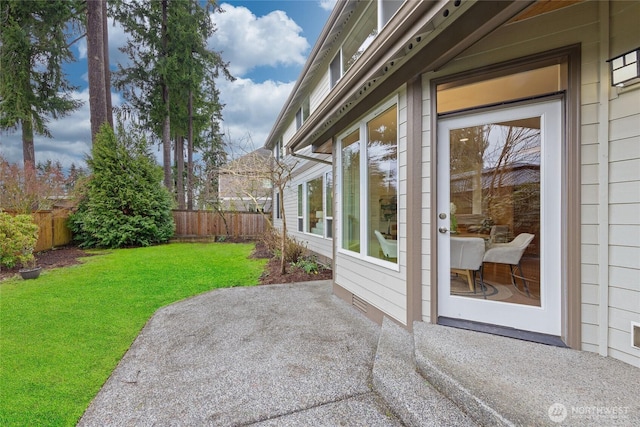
438, 227, 448, 234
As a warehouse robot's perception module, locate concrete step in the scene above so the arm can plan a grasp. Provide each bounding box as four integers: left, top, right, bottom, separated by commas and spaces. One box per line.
372, 318, 477, 426
413, 322, 640, 426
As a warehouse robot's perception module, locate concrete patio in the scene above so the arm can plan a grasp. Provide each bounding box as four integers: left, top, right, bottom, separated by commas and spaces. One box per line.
79, 280, 639, 426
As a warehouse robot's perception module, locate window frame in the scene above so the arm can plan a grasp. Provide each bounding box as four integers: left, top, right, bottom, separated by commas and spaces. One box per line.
295, 173, 334, 239
336, 96, 399, 269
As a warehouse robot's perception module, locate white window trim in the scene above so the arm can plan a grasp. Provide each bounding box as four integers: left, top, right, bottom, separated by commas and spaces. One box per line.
297, 174, 333, 240
336, 96, 399, 270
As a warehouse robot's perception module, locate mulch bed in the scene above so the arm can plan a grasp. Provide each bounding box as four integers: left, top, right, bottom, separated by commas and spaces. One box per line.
1, 243, 333, 285
0, 246, 90, 282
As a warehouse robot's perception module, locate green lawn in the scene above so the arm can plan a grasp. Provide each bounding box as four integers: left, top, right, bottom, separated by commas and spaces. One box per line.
0, 243, 266, 426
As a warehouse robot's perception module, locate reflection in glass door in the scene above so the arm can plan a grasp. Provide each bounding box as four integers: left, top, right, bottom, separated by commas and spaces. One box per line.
449, 118, 541, 306
437, 100, 562, 336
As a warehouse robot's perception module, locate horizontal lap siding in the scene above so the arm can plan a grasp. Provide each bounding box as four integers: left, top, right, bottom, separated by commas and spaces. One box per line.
421, 78, 433, 322
335, 255, 406, 324
607, 0, 640, 368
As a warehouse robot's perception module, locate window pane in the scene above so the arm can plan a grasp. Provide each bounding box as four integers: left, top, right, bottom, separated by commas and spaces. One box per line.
367, 105, 398, 262
326, 171, 333, 239
342, 2, 377, 73
307, 177, 324, 236
330, 53, 341, 88
297, 184, 303, 232
437, 65, 562, 114
341, 129, 360, 251
325, 171, 333, 217
449, 118, 541, 306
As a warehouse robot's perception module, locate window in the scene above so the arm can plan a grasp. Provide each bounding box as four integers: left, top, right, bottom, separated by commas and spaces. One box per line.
297, 184, 303, 231
296, 174, 334, 238
339, 102, 398, 263
342, 2, 377, 74
296, 98, 310, 130
341, 129, 361, 251
330, 53, 341, 88
325, 171, 333, 238
275, 191, 281, 219
275, 138, 284, 159
379, 0, 403, 28
329, 1, 403, 92
307, 177, 324, 236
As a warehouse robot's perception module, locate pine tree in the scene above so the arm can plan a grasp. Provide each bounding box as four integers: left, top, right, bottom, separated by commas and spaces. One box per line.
69, 123, 175, 248
0, 0, 83, 178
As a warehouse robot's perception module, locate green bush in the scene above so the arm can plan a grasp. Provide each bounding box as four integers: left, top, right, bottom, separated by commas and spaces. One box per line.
0, 211, 38, 268
69, 123, 175, 248
291, 255, 321, 274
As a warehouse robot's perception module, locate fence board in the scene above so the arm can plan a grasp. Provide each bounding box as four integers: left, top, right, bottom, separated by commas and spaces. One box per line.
171, 210, 266, 239
4, 210, 73, 252
6, 210, 263, 252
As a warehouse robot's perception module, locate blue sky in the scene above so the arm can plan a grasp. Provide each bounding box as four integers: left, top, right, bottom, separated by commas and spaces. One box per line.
0, 0, 334, 169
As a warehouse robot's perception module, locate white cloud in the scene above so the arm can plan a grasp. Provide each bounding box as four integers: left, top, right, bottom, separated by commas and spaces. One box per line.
0, 89, 122, 170
217, 77, 294, 151
209, 4, 309, 76
319, 0, 338, 12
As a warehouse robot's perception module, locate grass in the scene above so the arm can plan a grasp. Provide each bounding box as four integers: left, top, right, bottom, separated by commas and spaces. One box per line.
0, 243, 266, 426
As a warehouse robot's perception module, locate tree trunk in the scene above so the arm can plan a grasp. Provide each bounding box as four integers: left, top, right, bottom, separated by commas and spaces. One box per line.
21, 117, 36, 195
187, 89, 194, 210
101, 0, 113, 128
175, 135, 185, 209
161, 0, 172, 190
279, 182, 288, 275
86, 0, 109, 141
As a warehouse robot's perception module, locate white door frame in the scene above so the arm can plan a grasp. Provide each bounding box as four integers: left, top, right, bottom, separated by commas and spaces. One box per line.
436, 99, 563, 336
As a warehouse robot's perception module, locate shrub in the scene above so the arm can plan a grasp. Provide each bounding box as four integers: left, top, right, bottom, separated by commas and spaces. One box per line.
0, 211, 39, 269
283, 236, 305, 264
68, 123, 175, 248
291, 255, 321, 274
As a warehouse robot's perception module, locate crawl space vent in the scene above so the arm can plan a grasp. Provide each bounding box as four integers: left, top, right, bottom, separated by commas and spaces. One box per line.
352, 295, 368, 313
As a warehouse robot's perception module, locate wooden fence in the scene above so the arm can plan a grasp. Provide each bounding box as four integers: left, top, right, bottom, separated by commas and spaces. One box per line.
172, 210, 267, 239
4, 210, 265, 252
3, 210, 74, 252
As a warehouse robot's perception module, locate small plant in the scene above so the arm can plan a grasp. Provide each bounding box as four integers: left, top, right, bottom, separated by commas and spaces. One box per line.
283, 236, 305, 264
0, 211, 39, 269
291, 255, 321, 274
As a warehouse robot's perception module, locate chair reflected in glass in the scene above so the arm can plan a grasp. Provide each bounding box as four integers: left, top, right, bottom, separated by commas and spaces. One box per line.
374, 230, 397, 260
483, 233, 535, 296
450, 236, 486, 298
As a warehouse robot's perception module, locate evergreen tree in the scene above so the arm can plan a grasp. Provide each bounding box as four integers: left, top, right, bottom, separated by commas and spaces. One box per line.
110, 0, 232, 196
69, 123, 175, 248
0, 0, 83, 177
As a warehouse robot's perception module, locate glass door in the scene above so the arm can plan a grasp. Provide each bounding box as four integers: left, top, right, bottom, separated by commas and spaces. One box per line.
437, 100, 562, 336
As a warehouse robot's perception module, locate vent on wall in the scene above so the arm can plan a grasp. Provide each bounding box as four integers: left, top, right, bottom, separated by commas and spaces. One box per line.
352, 295, 368, 313
633, 322, 640, 350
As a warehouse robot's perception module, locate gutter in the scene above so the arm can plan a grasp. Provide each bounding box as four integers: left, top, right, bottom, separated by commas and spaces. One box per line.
289, 151, 332, 165
289, 0, 535, 154
262, 1, 354, 150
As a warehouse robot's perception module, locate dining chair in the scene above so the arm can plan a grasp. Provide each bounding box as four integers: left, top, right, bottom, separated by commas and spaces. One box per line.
483, 233, 535, 295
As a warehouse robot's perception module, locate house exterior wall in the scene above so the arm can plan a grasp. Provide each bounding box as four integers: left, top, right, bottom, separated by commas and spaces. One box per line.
286, 160, 333, 262
310, 69, 330, 114
334, 88, 409, 325
606, 0, 640, 367
267, 0, 639, 368
418, 0, 639, 367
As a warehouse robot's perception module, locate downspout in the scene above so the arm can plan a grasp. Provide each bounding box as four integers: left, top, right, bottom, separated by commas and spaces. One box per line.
597, 0, 610, 357
289, 150, 333, 165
